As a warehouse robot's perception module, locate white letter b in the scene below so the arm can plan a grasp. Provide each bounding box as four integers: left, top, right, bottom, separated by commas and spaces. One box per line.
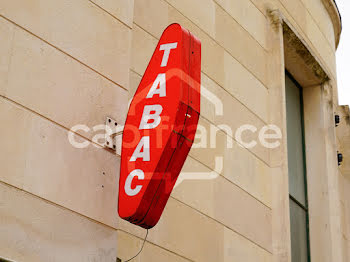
139, 104, 163, 130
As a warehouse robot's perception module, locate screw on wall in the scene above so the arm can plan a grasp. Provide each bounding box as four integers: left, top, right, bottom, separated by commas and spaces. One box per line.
104, 117, 122, 154
338, 152, 343, 166
335, 114, 340, 127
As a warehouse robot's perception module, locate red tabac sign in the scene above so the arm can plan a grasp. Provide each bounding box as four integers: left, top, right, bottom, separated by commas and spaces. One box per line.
118, 24, 201, 229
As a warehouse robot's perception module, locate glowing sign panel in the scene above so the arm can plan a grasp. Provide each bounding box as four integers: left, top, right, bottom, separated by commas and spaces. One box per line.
118, 24, 201, 229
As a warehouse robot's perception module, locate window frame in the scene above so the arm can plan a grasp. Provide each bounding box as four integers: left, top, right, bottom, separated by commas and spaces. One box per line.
285, 70, 311, 262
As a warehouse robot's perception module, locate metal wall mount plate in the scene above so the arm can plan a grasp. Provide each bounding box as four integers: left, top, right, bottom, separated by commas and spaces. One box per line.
104, 117, 122, 154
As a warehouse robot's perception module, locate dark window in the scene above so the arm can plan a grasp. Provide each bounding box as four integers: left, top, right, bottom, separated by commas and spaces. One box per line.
285, 72, 311, 262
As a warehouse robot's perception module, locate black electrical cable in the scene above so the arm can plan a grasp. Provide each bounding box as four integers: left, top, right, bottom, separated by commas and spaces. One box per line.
124, 229, 149, 262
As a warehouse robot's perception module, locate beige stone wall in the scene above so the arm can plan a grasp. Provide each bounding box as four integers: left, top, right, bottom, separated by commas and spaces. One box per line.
337, 106, 350, 262
0, 0, 344, 261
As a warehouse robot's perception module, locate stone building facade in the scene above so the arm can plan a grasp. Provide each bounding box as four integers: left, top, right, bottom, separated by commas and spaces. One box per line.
0, 0, 348, 261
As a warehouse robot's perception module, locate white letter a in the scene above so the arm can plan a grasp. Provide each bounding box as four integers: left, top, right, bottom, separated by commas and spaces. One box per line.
130, 136, 150, 162
147, 73, 166, 98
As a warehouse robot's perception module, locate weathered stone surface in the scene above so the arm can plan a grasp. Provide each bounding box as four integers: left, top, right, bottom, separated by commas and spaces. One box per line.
118, 198, 272, 262
134, 0, 169, 38
173, 156, 272, 251
166, 0, 216, 37
117, 231, 190, 262
0, 0, 132, 88
131, 24, 158, 75
0, 0, 347, 261
215, 5, 268, 86
214, 0, 268, 49
0, 182, 118, 262
0, 17, 13, 93
90, 0, 134, 27
1, 18, 128, 141
0, 97, 120, 229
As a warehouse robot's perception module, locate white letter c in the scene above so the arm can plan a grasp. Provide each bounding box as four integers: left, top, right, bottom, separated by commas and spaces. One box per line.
125, 169, 144, 196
